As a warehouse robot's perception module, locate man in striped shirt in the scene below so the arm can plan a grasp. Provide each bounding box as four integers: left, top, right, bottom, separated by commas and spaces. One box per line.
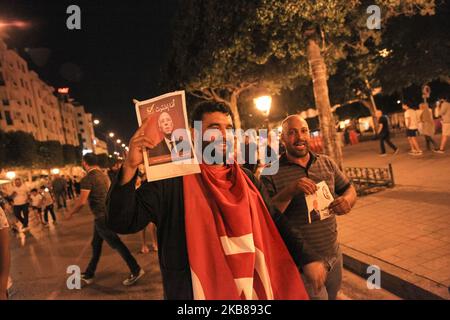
261, 115, 357, 300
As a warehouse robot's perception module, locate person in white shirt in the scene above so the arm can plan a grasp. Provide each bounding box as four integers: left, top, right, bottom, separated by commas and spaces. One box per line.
0, 206, 10, 300
402, 102, 423, 156
40, 186, 57, 225
9, 178, 30, 231
436, 96, 450, 153
30, 188, 44, 226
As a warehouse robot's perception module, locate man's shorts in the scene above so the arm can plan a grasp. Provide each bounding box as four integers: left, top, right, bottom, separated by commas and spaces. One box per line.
406, 129, 419, 137
442, 123, 450, 136
31, 206, 42, 213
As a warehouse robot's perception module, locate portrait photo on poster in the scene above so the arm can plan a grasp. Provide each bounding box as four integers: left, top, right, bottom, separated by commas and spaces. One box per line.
134, 91, 200, 182
305, 181, 334, 223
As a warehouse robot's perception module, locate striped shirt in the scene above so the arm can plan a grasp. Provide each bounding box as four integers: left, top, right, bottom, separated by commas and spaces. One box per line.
261, 152, 351, 259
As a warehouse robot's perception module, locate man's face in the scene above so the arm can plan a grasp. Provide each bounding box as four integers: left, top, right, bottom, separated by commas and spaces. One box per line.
158, 112, 174, 137
402, 104, 408, 111
281, 116, 310, 158
201, 111, 234, 161
14, 179, 22, 187
82, 160, 88, 171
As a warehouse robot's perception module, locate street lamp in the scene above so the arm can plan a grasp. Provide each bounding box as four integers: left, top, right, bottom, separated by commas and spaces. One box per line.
254, 95, 272, 129
93, 119, 100, 125
254, 96, 272, 116
121, 143, 126, 148
116, 139, 121, 144
109, 132, 115, 138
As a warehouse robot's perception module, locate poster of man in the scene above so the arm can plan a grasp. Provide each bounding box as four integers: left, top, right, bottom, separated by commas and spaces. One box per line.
134, 91, 200, 182
305, 181, 334, 224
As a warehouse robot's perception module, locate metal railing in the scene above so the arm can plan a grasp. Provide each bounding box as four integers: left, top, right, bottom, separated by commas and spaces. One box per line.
344, 164, 395, 196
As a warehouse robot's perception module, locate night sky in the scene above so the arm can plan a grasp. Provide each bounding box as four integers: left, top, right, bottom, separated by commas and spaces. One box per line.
0, 0, 178, 142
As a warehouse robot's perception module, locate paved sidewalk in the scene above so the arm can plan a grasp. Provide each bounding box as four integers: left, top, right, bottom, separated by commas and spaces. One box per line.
338, 134, 450, 298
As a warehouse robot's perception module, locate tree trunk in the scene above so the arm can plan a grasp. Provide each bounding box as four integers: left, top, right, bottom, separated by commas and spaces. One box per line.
361, 99, 378, 134
229, 92, 242, 129
306, 38, 344, 168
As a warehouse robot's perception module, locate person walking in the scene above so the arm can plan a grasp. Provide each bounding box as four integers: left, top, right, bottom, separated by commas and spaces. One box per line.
418, 103, 439, 152
51, 175, 67, 209
376, 110, 398, 156
40, 186, 57, 225
66, 177, 75, 200
66, 153, 144, 286
436, 95, 450, 153
9, 178, 30, 232
402, 102, 423, 155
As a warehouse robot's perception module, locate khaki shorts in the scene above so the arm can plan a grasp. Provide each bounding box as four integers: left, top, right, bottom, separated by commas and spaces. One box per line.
443, 123, 450, 136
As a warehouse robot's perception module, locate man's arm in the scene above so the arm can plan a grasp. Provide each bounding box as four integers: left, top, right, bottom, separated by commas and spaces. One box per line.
106, 167, 159, 234
377, 123, 384, 135
65, 189, 90, 220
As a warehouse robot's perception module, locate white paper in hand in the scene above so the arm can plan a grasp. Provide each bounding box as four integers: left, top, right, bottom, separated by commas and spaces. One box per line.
305, 181, 334, 224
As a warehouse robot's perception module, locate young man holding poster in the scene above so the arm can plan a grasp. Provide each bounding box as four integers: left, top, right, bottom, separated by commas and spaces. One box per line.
107, 101, 325, 300
261, 115, 357, 300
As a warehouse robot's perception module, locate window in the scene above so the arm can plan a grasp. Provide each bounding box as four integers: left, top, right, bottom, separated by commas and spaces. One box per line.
43, 120, 47, 128
0, 111, 2, 120
2, 99, 9, 106
79, 121, 83, 125
0, 73, 5, 85
5, 111, 13, 125
80, 129, 85, 133
20, 79, 24, 87
27, 114, 31, 123
77, 113, 82, 117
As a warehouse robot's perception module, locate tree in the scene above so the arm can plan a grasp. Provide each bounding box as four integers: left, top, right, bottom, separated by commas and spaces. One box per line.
169, 0, 435, 167
232, 0, 435, 166
166, 0, 311, 128
63, 144, 81, 165
377, 1, 450, 95
36, 141, 64, 168
4, 131, 36, 168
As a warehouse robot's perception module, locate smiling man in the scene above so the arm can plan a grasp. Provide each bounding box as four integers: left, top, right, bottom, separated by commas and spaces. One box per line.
106, 102, 324, 300
261, 115, 357, 300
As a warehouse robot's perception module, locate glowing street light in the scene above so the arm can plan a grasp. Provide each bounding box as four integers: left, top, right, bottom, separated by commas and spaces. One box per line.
93, 119, 100, 125
109, 132, 115, 138
6, 171, 16, 180
254, 96, 272, 116
116, 139, 121, 144
51, 168, 60, 175
397, 100, 401, 104
121, 143, 126, 148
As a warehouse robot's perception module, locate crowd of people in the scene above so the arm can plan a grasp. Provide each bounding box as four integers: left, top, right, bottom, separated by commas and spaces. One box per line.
1, 96, 448, 300
375, 96, 450, 156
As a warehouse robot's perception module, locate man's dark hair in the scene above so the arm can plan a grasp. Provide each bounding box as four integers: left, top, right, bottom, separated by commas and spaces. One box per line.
31, 188, 37, 193
83, 153, 98, 166
190, 101, 234, 127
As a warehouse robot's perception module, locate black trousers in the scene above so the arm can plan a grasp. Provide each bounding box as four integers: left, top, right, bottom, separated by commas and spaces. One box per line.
423, 135, 438, 150
85, 218, 140, 277
44, 204, 56, 222
379, 134, 397, 154
13, 204, 29, 228
55, 192, 67, 208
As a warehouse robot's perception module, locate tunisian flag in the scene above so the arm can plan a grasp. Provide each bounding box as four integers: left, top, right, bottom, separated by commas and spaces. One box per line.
183, 163, 309, 300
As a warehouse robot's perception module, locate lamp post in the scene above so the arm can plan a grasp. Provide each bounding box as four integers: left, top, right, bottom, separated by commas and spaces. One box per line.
254, 96, 272, 129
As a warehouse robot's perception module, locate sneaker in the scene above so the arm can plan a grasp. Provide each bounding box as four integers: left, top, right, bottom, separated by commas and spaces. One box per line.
434, 149, 445, 154
81, 273, 94, 285
393, 149, 399, 155
379, 153, 387, 157
123, 268, 145, 286
21, 227, 30, 232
